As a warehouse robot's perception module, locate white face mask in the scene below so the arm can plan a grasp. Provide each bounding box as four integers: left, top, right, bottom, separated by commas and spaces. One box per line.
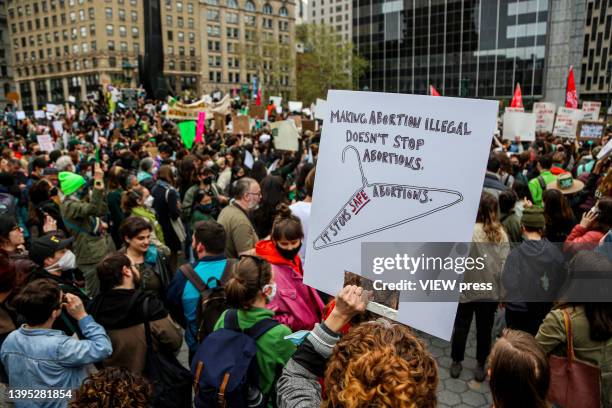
262, 282, 277, 303
49, 250, 76, 272
205, 160, 214, 168
144, 195, 154, 209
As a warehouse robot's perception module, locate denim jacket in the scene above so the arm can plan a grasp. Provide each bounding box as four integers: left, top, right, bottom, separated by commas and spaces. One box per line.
0, 315, 113, 408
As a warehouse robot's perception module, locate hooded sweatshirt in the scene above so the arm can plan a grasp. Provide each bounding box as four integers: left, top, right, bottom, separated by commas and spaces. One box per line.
501, 239, 566, 312
88, 289, 182, 374
256, 240, 324, 332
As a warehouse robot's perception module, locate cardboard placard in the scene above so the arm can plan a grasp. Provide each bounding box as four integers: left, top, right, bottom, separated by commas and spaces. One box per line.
214, 113, 226, 133
302, 119, 316, 133
37, 134, 55, 152
248, 103, 266, 119
305, 90, 498, 340
232, 115, 250, 135
576, 120, 605, 141
582, 101, 601, 121
533, 102, 556, 133
553, 107, 583, 138
271, 120, 300, 151
502, 111, 536, 141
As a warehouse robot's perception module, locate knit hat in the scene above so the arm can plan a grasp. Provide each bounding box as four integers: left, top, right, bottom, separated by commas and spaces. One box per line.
521, 207, 545, 229
58, 172, 86, 196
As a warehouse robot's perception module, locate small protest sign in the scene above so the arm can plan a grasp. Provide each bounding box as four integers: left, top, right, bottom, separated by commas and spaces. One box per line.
214, 113, 226, 133
37, 134, 55, 152
248, 103, 266, 119
178, 121, 196, 149
271, 120, 300, 151
553, 107, 583, 138
533, 102, 556, 133
576, 121, 605, 141
288, 101, 303, 113
34, 110, 46, 119
502, 111, 536, 141
231, 115, 250, 135
244, 150, 254, 169
16, 111, 26, 120
314, 98, 327, 120
302, 119, 316, 133
581, 101, 601, 121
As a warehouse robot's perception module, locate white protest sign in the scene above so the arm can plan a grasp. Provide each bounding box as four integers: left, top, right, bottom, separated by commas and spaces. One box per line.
46, 104, 57, 114
52, 121, 64, 135
582, 101, 601, 121
244, 150, 254, 169
68, 96, 76, 103
269, 96, 282, 108
505, 107, 525, 113
34, 110, 45, 119
288, 101, 303, 113
314, 98, 328, 120
502, 111, 536, 141
16, 111, 26, 120
553, 107, 583, 138
271, 120, 299, 151
598, 139, 612, 160
275, 105, 282, 115
37, 134, 55, 152
533, 102, 556, 133
305, 90, 497, 340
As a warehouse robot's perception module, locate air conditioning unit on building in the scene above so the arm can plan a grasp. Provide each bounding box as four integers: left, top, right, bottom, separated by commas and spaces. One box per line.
296, 43, 304, 53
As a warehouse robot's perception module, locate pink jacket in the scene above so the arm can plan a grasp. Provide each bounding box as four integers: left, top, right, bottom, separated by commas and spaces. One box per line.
266, 263, 325, 332
563, 225, 605, 253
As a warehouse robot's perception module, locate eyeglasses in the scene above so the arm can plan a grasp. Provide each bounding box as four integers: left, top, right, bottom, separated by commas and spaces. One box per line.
247, 191, 262, 198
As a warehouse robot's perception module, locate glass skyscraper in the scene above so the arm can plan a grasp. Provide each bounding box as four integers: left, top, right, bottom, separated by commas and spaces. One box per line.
353, 0, 549, 100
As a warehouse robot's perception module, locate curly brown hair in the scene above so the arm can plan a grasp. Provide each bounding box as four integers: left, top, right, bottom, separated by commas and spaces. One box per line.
70, 367, 152, 408
323, 319, 438, 408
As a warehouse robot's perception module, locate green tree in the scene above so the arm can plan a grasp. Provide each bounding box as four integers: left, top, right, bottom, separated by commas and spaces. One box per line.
296, 23, 368, 105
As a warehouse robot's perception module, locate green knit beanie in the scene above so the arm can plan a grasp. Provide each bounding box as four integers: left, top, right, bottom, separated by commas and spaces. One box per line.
58, 172, 86, 196
521, 207, 545, 229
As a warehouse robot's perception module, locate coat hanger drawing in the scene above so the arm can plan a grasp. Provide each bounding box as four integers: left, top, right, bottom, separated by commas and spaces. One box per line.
313, 145, 464, 250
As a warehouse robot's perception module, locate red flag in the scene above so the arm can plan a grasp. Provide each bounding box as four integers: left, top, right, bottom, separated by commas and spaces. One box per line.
256, 88, 262, 106
429, 85, 441, 96
565, 66, 578, 108
510, 83, 523, 108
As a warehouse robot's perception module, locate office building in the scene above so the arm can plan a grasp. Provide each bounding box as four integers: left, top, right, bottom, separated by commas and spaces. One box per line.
6, 0, 295, 110
579, 0, 611, 103
0, 0, 14, 109
311, 0, 352, 41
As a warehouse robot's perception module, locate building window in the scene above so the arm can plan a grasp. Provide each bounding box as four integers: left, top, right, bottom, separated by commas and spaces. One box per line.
176, 1, 183, 11
105, 7, 112, 19
178, 31, 184, 42
207, 25, 220, 37
226, 12, 239, 24
109, 56, 116, 67
108, 40, 115, 50
206, 0, 219, 4
106, 24, 114, 36
167, 30, 173, 40
121, 41, 128, 52
244, 15, 256, 26
207, 9, 219, 20
227, 27, 239, 38
119, 25, 127, 37
132, 27, 139, 38
279, 6, 288, 16
227, 0, 238, 8
263, 3, 272, 14
118, 9, 125, 21
166, 15, 172, 26
80, 26, 88, 37
187, 3, 194, 13
279, 20, 288, 31
131, 11, 137, 22
188, 18, 194, 29
178, 16, 184, 27
167, 45, 174, 54
245, 0, 255, 11
188, 32, 195, 43
262, 18, 272, 29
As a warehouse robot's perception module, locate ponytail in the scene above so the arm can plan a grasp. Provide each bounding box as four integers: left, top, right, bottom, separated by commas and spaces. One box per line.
271, 203, 303, 242
225, 256, 272, 309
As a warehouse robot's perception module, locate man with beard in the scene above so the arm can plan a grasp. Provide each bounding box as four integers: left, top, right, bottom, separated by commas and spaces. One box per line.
217, 177, 261, 258
88, 253, 182, 375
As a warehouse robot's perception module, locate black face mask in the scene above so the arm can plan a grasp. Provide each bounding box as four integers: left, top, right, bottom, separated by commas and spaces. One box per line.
202, 176, 213, 185
275, 242, 302, 260
49, 187, 58, 197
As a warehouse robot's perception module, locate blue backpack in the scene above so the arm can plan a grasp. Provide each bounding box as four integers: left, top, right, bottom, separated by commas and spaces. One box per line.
191, 309, 279, 408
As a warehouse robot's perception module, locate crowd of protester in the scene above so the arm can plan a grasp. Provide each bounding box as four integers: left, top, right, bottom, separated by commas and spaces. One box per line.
0, 94, 611, 408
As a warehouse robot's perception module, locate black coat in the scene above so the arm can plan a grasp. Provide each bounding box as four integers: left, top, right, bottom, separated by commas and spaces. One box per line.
151, 180, 182, 251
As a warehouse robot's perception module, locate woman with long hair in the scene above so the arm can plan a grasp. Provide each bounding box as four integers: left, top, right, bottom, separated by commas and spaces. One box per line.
277, 285, 438, 408
450, 192, 509, 382
543, 188, 576, 243
251, 175, 287, 239
151, 165, 182, 272
255, 203, 324, 331
489, 330, 550, 408
70, 367, 152, 408
118, 216, 171, 297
